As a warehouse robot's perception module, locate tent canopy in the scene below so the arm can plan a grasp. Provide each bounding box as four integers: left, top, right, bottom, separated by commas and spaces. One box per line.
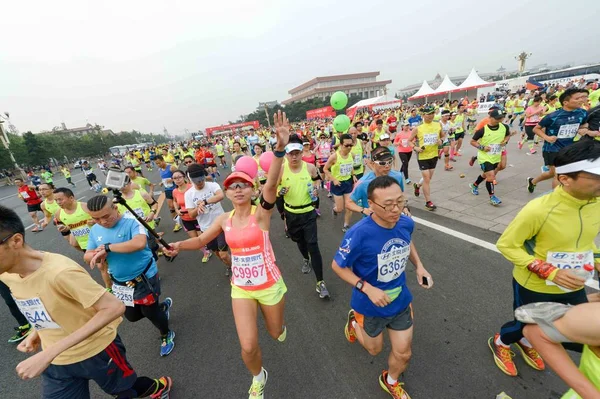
433, 74, 459, 95
456, 68, 495, 91
347, 94, 397, 110
409, 80, 436, 100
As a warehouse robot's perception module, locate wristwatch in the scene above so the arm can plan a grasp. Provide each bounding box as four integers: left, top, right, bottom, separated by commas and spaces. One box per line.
202, 199, 208, 206
104, 243, 111, 253
355, 279, 365, 292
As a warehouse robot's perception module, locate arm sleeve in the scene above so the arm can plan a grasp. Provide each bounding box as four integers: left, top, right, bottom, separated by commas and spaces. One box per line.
496, 202, 544, 270
53, 266, 107, 309
472, 128, 485, 141
334, 229, 361, 268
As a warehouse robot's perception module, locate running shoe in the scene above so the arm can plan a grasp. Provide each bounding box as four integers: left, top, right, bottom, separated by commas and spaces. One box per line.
490, 195, 502, 206
425, 201, 436, 211
488, 334, 517, 376
202, 252, 212, 263
248, 368, 268, 399
514, 341, 545, 371
526, 177, 535, 194
514, 302, 571, 325
341, 225, 349, 233
379, 370, 412, 399
162, 297, 173, 321
413, 183, 420, 197
345, 310, 356, 343
150, 376, 172, 399
541, 165, 550, 173
160, 330, 175, 357
332, 208, 338, 217
31, 226, 41, 233
302, 259, 312, 274
327, 192, 333, 199
155, 217, 161, 227
456, 152, 462, 157
315, 209, 321, 217
468, 156, 476, 167
316, 280, 330, 298
444, 165, 453, 171
172, 223, 182, 232
8, 324, 32, 343
405, 178, 412, 184
277, 325, 287, 342
469, 184, 479, 196
529, 149, 537, 155
450, 157, 457, 162
517, 141, 523, 150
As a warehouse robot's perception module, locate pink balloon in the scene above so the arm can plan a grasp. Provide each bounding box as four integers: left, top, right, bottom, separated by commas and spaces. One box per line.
235, 156, 258, 179
259, 151, 275, 173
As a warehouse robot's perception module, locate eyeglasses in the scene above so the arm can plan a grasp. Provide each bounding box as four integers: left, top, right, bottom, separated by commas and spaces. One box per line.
371, 199, 406, 212
373, 159, 393, 166
343, 144, 353, 148
0, 233, 16, 245
227, 182, 253, 190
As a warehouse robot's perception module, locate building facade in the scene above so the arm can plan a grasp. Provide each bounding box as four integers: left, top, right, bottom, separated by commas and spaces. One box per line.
283, 72, 391, 105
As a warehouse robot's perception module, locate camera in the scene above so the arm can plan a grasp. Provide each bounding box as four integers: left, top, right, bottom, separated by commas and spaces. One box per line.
105, 169, 130, 190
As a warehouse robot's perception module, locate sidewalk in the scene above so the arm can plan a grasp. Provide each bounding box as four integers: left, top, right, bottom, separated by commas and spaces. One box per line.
403, 138, 553, 235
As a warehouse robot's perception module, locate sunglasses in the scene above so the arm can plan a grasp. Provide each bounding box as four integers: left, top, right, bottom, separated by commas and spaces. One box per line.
374, 159, 393, 166
343, 144, 353, 148
227, 182, 253, 190
184, 161, 194, 165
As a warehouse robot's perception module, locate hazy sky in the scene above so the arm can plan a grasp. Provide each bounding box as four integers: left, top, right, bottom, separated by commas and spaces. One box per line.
1, 0, 598, 136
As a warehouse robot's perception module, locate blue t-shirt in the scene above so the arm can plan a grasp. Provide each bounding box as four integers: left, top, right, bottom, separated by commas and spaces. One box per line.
350, 170, 405, 211
159, 165, 174, 192
334, 216, 414, 317
408, 115, 422, 127
539, 108, 587, 153
87, 214, 157, 282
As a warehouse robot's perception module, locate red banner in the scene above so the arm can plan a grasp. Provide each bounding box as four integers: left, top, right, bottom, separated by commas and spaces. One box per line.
306, 106, 336, 120
205, 121, 260, 136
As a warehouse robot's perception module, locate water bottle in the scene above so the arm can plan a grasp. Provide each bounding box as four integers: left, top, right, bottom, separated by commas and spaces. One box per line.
571, 264, 594, 280
307, 182, 317, 202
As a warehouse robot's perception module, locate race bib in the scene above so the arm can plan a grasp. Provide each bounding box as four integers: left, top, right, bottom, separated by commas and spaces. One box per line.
422, 133, 438, 146
546, 251, 595, 290
133, 208, 145, 218
112, 284, 135, 307
72, 226, 91, 237
489, 144, 502, 155
258, 169, 266, 179
377, 245, 410, 283
556, 124, 579, 139
162, 178, 174, 188
20, 191, 30, 200
339, 163, 353, 177
14, 297, 60, 330
353, 154, 362, 166
401, 139, 408, 147
232, 254, 267, 287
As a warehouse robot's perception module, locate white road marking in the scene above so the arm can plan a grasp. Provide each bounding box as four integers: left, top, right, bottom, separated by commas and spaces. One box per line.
412, 216, 600, 291
0, 176, 87, 201
77, 196, 86, 201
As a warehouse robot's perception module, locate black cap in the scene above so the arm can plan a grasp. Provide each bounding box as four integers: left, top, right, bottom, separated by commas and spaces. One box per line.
421, 105, 436, 114
489, 109, 506, 120
371, 146, 394, 161
441, 110, 451, 116
187, 163, 207, 179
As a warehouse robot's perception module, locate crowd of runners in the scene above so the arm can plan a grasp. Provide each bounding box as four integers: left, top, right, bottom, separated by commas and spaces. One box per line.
1, 80, 600, 399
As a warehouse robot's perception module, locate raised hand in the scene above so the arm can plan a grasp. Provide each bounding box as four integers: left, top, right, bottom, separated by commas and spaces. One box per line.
273, 110, 291, 150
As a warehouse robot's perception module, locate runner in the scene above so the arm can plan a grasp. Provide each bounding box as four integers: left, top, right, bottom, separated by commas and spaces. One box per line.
155, 155, 181, 232
490, 139, 600, 377
527, 88, 589, 193
126, 166, 155, 194
40, 168, 53, 185
0, 205, 173, 398
60, 165, 76, 187
469, 109, 510, 205
314, 130, 333, 192
15, 177, 44, 232
278, 135, 329, 298
451, 107, 466, 157
519, 95, 545, 155
349, 126, 366, 180
394, 122, 413, 184
332, 175, 433, 399
215, 139, 228, 168
164, 111, 291, 399
84, 195, 175, 357
81, 161, 102, 192
38, 183, 60, 229
184, 163, 232, 275
324, 133, 356, 232
439, 110, 454, 171
409, 105, 442, 211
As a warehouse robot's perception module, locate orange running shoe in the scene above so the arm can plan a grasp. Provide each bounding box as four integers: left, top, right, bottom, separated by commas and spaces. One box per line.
515, 341, 545, 371
488, 334, 517, 376
379, 370, 412, 399
345, 310, 356, 343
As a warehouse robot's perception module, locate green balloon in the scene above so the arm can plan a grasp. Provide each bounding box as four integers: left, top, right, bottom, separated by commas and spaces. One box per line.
330, 91, 348, 110
333, 115, 351, 132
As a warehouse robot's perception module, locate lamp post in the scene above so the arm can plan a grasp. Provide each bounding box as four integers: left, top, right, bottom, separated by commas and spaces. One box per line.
0, 113, 26, 179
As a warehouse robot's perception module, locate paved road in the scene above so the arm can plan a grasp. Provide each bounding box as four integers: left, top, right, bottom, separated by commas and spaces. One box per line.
0, 166, 584, 399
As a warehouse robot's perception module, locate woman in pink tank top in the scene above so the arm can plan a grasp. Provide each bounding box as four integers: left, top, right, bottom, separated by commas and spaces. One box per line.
165, 111, 291, 398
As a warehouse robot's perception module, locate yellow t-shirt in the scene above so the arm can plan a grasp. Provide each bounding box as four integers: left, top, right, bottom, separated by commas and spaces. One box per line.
416, 122, 442, 160
0, 253, 121, 365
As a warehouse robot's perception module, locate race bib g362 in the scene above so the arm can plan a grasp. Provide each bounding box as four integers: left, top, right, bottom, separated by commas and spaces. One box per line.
377, 245, 410, 283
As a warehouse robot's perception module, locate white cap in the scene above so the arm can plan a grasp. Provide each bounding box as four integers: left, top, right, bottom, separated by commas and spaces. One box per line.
379, 134, 390, 140
555, 158, 600, 176
285, 143, 304, 153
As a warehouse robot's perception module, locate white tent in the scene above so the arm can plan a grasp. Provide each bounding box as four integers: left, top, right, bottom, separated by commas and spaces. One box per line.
409, 80, 436, 100
456, 68, 495, 91
432, 75, 459, 95
346, 94, 401, 118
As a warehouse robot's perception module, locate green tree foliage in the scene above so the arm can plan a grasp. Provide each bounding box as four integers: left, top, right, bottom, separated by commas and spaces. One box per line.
2, 131, 170, 168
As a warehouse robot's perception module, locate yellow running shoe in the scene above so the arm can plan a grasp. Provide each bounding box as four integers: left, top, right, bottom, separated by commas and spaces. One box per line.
515, 341, 545, 371
488, 334, 517, 376
173, 223, 182, 232
379, 370, 411, 399
248, 368, 268, 399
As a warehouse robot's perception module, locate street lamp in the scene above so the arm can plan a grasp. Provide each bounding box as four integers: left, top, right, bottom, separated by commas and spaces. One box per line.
0, 113, 26, 179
